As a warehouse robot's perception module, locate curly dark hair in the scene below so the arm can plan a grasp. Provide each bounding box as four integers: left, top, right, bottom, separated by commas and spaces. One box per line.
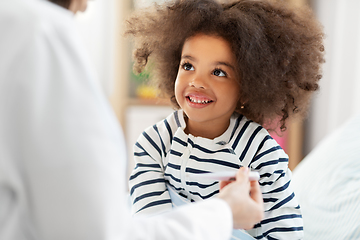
125, 0, 324, 131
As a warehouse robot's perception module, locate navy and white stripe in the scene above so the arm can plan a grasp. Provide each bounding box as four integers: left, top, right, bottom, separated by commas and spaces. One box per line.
129, 110, 303, 239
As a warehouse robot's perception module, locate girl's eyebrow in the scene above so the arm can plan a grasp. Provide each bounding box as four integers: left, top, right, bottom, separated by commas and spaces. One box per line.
181, 55, 196, 61
216, 61, 235, 71
181, 55, 235, 71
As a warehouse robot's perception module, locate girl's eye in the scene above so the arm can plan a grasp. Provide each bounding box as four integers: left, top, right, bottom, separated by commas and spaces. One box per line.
213, 69, 227, 77
182, 62, 194, 71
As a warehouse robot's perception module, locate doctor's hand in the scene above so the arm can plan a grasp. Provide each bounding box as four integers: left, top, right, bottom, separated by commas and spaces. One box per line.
217, 167, 264, 230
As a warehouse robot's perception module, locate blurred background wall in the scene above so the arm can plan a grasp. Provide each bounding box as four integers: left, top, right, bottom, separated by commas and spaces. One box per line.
75, 0, 118, 96
304, 0, 360, 155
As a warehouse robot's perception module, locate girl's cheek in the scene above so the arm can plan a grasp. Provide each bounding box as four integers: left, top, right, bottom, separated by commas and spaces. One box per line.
174, 80, 181, 100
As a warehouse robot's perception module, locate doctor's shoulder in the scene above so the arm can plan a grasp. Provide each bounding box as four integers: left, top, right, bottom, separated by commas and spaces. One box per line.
3, 0, 76, 44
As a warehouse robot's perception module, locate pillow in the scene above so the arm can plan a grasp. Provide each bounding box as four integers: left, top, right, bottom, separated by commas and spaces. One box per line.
291, 114, 360, 239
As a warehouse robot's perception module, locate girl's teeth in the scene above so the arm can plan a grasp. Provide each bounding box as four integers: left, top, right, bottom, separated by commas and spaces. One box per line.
189, 97, 211, 104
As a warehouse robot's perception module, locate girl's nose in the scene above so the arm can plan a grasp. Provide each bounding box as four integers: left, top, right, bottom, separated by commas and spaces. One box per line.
190, 75, 206, 89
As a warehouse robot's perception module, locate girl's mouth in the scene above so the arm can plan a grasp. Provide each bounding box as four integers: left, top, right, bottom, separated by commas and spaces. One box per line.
186, 95, 214, 105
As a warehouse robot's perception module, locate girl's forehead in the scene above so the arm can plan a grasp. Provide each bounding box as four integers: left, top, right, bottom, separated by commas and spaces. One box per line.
181, 33, 236, 63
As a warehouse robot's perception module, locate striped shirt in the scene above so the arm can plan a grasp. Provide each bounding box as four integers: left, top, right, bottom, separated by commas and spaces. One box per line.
129, 110, 304, 239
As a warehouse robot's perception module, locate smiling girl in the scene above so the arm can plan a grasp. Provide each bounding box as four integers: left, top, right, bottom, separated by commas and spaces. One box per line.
126, 0, 324, 239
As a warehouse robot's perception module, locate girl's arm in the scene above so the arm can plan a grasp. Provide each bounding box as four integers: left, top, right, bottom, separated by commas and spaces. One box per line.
129, 126, 173, 216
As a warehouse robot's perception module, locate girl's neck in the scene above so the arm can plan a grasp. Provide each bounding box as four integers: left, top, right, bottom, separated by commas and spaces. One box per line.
184, 115, 231, 139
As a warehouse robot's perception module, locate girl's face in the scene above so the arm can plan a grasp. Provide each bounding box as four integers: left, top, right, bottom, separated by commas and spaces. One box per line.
175, 34, 240, 138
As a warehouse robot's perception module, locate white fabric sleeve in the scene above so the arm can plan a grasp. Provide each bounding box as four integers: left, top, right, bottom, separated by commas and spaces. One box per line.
0, 1, 233, 240
133, 198, 233, 240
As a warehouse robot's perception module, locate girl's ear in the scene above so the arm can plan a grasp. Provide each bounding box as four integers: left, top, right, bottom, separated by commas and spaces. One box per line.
236, 96, 249, 113
238, 95, 248, 108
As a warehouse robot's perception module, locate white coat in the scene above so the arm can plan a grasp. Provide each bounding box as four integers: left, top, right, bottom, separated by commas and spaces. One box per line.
0, 0, 233, 239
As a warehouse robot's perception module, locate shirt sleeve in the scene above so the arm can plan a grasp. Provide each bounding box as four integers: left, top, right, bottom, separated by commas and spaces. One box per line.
247, 135, 304, 240
129, 124, 173, 215
132, 198, 233, 240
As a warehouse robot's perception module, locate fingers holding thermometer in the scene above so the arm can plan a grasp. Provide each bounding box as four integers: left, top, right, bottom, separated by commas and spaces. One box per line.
195, 169, 260, 190
217, 167, 264, 229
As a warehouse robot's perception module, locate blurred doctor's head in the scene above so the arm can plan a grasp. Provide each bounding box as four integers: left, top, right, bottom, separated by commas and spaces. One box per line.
49, 0, 88, 13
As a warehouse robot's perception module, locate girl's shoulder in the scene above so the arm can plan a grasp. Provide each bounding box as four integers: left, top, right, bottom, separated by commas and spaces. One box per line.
229, 114, 274, 148
231, 114, 267, 134
140, 110, 183, 140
